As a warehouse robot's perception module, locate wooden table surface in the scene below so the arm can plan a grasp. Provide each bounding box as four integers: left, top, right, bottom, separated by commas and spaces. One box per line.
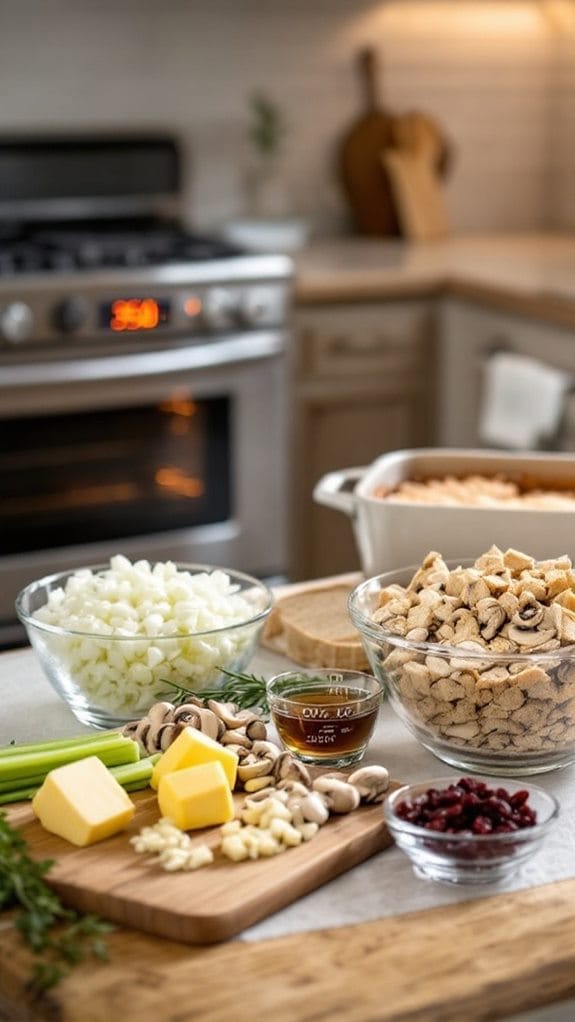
3, 876, 575, 1022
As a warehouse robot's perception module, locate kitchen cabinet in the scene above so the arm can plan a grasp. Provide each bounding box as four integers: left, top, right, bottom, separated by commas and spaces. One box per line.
436, 297, 575, 448
290, 299, 436, 579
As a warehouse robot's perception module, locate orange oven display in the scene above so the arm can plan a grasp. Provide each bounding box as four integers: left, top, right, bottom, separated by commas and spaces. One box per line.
103, 298, 170, 332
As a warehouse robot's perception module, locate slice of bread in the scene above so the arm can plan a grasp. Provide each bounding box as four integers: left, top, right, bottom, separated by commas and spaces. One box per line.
261, 583, 369, 670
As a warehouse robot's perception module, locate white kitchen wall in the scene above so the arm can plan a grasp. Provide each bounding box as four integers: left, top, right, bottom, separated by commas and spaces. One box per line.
0, 0, 569, 234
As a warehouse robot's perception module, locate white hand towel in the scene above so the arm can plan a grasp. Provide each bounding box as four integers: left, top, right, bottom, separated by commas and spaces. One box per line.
478, 350, 572, 450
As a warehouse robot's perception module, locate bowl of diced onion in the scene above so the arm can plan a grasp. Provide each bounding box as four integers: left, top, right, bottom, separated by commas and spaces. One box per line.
16, 557, 273, 729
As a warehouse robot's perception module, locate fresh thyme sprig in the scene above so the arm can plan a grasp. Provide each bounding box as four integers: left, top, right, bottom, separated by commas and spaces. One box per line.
157, 667, 269, 713
0, 810, 114, 994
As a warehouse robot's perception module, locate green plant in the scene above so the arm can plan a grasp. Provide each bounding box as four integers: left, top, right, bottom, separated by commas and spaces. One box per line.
248, 91, 285, 160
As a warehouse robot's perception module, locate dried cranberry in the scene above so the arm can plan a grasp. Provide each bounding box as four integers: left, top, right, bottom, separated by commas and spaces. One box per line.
396, 777, 538, 834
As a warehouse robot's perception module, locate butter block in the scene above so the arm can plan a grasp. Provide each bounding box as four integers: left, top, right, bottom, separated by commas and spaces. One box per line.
32, 755, 135, 847
151, 726, 238, 790
158, 760, 235, 830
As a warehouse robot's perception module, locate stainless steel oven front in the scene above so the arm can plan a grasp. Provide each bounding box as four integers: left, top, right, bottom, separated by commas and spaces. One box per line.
0, 326, 289, 646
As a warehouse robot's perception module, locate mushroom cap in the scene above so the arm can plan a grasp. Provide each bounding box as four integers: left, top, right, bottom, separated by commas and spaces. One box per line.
298, 790, 330, 825
312, 776, 361, 813
347, 765, 390, 803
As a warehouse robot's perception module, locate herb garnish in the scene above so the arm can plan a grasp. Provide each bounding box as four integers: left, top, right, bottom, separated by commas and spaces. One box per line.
0, 810, 114, 994
157, 667, 269, 713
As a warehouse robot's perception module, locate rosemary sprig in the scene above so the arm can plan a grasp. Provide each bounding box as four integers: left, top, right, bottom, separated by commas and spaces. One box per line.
156, 667, 269, 713
0, 810, 114, 994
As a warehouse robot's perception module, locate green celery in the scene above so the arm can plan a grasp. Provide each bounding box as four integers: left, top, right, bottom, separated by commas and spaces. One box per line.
0, 773, 47, 794
0, 785, 40, 804
0, 754, 160, 805
0, 734, 139, 784
109, 754, 160, 787
0, 730, 120, 758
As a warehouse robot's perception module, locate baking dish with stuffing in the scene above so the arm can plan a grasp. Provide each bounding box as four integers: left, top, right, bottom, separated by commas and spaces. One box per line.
313, 448, 575, 576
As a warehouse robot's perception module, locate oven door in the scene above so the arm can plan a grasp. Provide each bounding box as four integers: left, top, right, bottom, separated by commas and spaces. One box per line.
0, 332, 288, 644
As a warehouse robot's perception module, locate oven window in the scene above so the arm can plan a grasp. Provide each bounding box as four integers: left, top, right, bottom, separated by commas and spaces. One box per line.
1, 395, 231, 555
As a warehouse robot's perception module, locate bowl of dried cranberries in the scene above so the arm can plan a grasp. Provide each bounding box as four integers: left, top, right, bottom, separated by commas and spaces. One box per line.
384, 775, 559, 884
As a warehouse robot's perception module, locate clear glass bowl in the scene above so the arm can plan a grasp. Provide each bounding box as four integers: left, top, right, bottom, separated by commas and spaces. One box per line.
349, 566, 575, 776
16, 563, 273, 729
384, 776, 559, 884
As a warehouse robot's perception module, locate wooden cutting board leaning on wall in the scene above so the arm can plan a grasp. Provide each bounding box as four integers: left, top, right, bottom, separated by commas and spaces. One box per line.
338, 48, 401, 236
384, 111, 452, 242
339, 48, 453, 238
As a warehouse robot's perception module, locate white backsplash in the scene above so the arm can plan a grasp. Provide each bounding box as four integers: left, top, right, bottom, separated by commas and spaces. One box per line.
0, 0, 572, 233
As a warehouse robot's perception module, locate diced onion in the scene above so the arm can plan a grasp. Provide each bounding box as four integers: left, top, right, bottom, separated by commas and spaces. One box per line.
32, 557, 264, 717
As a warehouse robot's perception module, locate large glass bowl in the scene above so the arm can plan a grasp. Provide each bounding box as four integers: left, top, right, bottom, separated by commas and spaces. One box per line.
349, 565, 575, 776
384, 777, 559, 884
16, 562, 273, 729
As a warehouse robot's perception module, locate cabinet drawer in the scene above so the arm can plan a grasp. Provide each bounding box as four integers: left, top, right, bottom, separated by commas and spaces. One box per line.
295, 301, 433, 379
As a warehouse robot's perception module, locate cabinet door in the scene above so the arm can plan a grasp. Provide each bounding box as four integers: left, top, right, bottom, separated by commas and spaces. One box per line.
291, 301, 435, 580
437, 299, 575, 447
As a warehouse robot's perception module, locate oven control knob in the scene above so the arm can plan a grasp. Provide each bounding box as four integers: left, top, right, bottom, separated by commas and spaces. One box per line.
202, 288, 237, 331
0, 302, 34, 344
52, 297, 88, 334
239, 289, 276, 328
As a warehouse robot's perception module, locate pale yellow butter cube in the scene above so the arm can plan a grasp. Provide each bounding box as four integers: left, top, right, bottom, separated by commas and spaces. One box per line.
32, 756, 135, 847
158, 760, 235, 830
151, 726, 238, 790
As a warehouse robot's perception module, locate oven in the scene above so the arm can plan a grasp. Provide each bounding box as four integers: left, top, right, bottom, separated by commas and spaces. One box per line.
0, 135, 293, 646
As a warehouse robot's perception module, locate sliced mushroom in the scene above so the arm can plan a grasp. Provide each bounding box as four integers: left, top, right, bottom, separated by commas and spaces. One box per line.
195, 707, 224, 741
506, 625, 556, 649
347, 765, 390, 803
206, 700, 249, 730
510, 592, 545, 629
121, 720, 139, 739
155, 721, 185, 752
476, 597, 506, 641
172, 704, 203, 727
298, 790, 330, 825
312, 777, 360, 813
220, 728, 252, 748
147, 701, 175, 724
134, 718, 151, 754
273, 752, 311, 787
276, 779, 311, 798
223, 743, 252, 760
245, 719, 268, 742
238, 758, 276, 782
250, 740, 281, 761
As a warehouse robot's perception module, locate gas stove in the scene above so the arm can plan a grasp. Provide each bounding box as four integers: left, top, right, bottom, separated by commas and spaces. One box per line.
0, 135, 292, 352
0, 219, 243, 276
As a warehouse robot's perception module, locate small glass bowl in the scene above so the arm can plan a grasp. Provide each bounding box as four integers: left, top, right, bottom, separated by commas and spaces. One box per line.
267, 668, 382, 767
384, 776, 559, 885
16, 562, 273, 729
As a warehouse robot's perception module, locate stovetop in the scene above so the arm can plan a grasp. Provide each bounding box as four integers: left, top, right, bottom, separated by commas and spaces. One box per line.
0, 218, 244, 277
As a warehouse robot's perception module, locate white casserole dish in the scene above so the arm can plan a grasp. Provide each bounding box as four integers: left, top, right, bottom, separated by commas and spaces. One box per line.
313, 448, 575, 576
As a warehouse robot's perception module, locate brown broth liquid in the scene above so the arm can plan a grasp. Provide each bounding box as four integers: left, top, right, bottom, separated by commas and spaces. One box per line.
271, 686, 379, 761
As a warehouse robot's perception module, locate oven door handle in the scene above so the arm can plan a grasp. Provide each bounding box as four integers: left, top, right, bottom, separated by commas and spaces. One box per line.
1, 331, 287, 387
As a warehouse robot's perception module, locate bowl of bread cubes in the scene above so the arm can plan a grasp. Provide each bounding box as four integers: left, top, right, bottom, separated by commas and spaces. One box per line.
349, 545, 575, 775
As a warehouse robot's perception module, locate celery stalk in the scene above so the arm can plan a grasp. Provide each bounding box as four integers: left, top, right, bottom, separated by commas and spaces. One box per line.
0, 731, 121, 758
0, 785, 40, 804
0, 773, 47, 794
110, 754, 160, 792
0, 753, 160, 805
0, 734, 139, 783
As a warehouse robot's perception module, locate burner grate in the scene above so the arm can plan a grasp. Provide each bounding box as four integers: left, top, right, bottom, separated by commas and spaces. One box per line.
0, 223, 243, 277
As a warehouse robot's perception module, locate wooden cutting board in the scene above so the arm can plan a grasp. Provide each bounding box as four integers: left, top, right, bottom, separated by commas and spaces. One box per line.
339, 47, 401, 237
384, 109, 451, 242
6, 785, 398, 945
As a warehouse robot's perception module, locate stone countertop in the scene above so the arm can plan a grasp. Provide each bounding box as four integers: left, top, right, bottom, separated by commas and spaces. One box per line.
294, 232, 575, 328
